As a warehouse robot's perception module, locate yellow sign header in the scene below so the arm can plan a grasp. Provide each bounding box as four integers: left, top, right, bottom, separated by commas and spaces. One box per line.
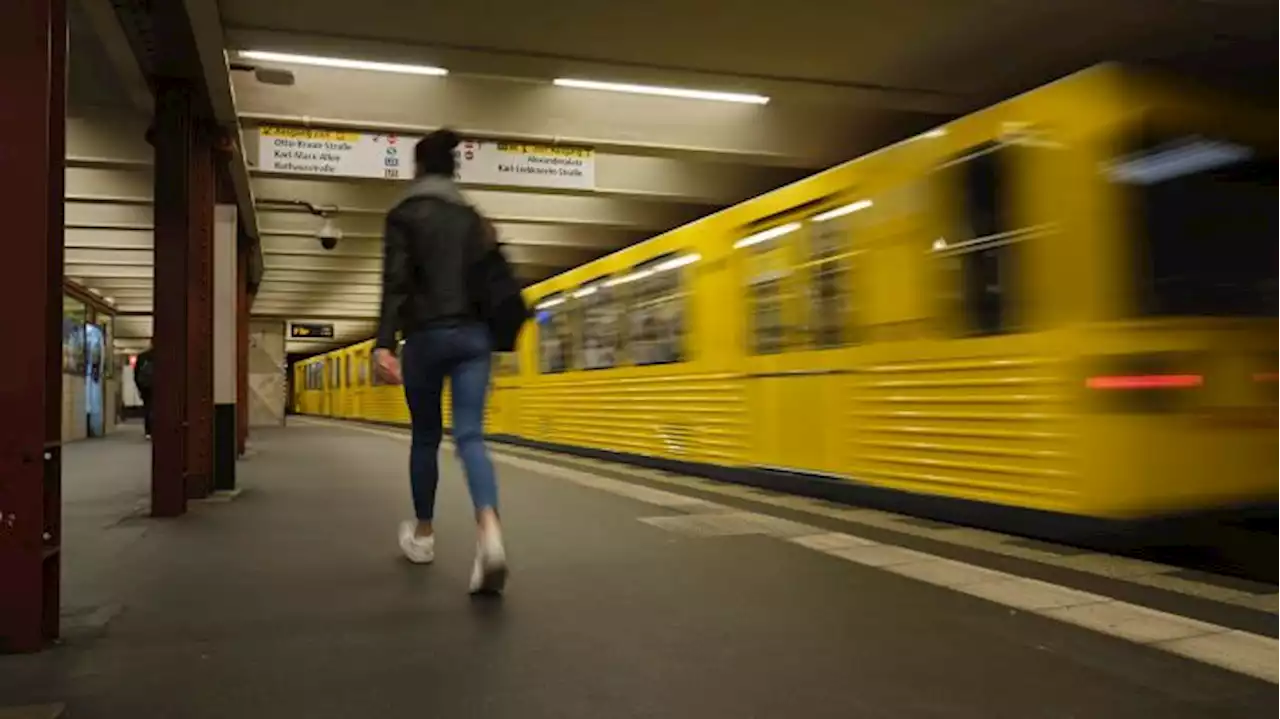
260, 125, 361, 143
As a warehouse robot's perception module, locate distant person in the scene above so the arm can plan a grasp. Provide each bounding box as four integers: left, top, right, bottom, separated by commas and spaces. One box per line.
134, 346, 154, 440
372, 128, 508, 595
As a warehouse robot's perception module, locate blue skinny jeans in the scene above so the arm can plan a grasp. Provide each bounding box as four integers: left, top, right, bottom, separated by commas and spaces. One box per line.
400, 323, 498, 520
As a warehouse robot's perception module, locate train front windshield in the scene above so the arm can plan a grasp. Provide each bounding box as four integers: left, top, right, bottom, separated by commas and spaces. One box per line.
1112, 132, 1278, 318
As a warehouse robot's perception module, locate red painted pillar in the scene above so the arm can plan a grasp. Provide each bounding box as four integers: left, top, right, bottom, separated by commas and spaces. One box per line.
151, 79, 189, 516
0, 0, 65, 653
151, 79, 216, 513
186, 126, 215, 500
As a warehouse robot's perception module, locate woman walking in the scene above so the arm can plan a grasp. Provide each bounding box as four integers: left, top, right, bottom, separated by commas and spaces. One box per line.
372, 129, 507, 594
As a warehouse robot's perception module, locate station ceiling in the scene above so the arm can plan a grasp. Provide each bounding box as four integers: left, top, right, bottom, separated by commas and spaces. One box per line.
67, 0, 1277, 353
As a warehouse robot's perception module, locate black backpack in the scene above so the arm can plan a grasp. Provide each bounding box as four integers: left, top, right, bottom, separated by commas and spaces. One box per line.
465, 211, 531, 352
135, 352, 154, 389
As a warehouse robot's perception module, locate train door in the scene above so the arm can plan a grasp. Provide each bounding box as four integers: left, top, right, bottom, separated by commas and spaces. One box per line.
740, 200, 864, 475
332, 355, 345, 418
322, 357, 334, 416
740, 219, 815, 471
350, 349, 366, 419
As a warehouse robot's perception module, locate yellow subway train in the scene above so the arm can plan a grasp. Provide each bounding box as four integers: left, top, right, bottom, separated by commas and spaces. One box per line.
294, 64, 1277, 541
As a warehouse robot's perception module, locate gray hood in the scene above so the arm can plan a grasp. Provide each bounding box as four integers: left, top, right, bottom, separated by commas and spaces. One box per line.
396, 175, 469, 208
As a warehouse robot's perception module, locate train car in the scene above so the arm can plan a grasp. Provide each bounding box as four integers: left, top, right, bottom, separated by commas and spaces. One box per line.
293, 64, 1276, 541
296, 337, 518, 431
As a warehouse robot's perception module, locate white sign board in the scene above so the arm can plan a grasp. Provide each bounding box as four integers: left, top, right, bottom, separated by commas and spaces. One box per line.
256, 126, 595, 191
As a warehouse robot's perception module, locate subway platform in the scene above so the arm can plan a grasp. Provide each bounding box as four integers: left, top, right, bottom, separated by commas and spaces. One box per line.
0, 420, 1274, 718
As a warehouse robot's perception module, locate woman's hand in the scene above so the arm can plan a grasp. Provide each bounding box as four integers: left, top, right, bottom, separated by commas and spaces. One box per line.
373, 348, 403, 385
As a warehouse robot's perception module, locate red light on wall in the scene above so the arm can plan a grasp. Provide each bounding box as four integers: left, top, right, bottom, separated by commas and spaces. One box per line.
1252, 372, 1278, 383
1086, 374, 1204, 390
129, 354, 137, 368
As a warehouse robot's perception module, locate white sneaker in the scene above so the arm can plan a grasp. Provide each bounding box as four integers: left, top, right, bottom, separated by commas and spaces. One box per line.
398, 521, 435, 564
469, 525, 508, 595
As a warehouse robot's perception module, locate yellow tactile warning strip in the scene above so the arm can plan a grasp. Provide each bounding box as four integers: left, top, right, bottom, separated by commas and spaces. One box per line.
295, 419, 1279, 683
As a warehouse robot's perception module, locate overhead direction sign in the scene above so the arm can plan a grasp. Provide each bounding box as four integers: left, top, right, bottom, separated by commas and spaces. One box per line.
256, 126, 595, 191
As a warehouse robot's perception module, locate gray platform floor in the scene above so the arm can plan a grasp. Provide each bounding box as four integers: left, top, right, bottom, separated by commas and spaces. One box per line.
0, 421, 1273, 718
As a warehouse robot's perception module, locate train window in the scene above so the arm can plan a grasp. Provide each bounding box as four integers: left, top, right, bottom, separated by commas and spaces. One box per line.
622, 253, 695, 365
536, 293, 573, 374
804, 199, 868, 348
494, 352, 520, 376
740, 223, 801, 354
575, 278, 622, 370
1110, 131, 1278, 317
344, 355, 352, 388
331, 358, 340, 388
937, 142, 1023, 336
357, 352, 368, 386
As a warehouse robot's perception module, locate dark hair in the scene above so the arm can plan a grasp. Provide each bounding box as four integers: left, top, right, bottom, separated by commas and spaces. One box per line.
414, 129, 460, 177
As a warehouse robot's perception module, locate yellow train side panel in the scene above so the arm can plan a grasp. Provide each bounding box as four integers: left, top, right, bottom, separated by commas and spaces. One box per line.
296, 64, 1276, 527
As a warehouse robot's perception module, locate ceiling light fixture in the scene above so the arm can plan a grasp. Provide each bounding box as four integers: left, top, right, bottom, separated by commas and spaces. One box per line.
553, 78, 768, 105
238, 50, 448, 77
812, 199, 872, 223
734, 222, 800, 250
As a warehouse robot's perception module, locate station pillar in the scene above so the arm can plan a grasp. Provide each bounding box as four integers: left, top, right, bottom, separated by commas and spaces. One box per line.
150, 79, 216, 516
213, 204, 237, 491
236, 240, 250, 457
0, 0, 66, 653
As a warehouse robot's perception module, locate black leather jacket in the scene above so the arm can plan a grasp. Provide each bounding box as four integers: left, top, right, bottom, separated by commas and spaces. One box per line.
375, 177, 495, 350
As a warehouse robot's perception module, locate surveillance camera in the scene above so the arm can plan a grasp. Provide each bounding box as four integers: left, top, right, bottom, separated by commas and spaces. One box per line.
317, 217, 342, 250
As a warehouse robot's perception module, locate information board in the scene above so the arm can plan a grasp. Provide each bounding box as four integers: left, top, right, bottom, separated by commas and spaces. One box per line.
290, 322, 335, 339
257, 126, 595, 191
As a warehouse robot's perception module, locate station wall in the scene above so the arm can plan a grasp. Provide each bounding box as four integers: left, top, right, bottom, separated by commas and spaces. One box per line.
249, 319, 287, 427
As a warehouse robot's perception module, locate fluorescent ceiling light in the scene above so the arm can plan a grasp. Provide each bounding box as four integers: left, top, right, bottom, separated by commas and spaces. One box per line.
812, 199, 872, 223
734, 222, 800, 250
604, 253, 701, 288
239, 50, 447, 77
535, 297, 566, 310
553, 78, 768, 105
1106, 139, 1252, 185
605, 269, 651, 288
653, 253, 700, 272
